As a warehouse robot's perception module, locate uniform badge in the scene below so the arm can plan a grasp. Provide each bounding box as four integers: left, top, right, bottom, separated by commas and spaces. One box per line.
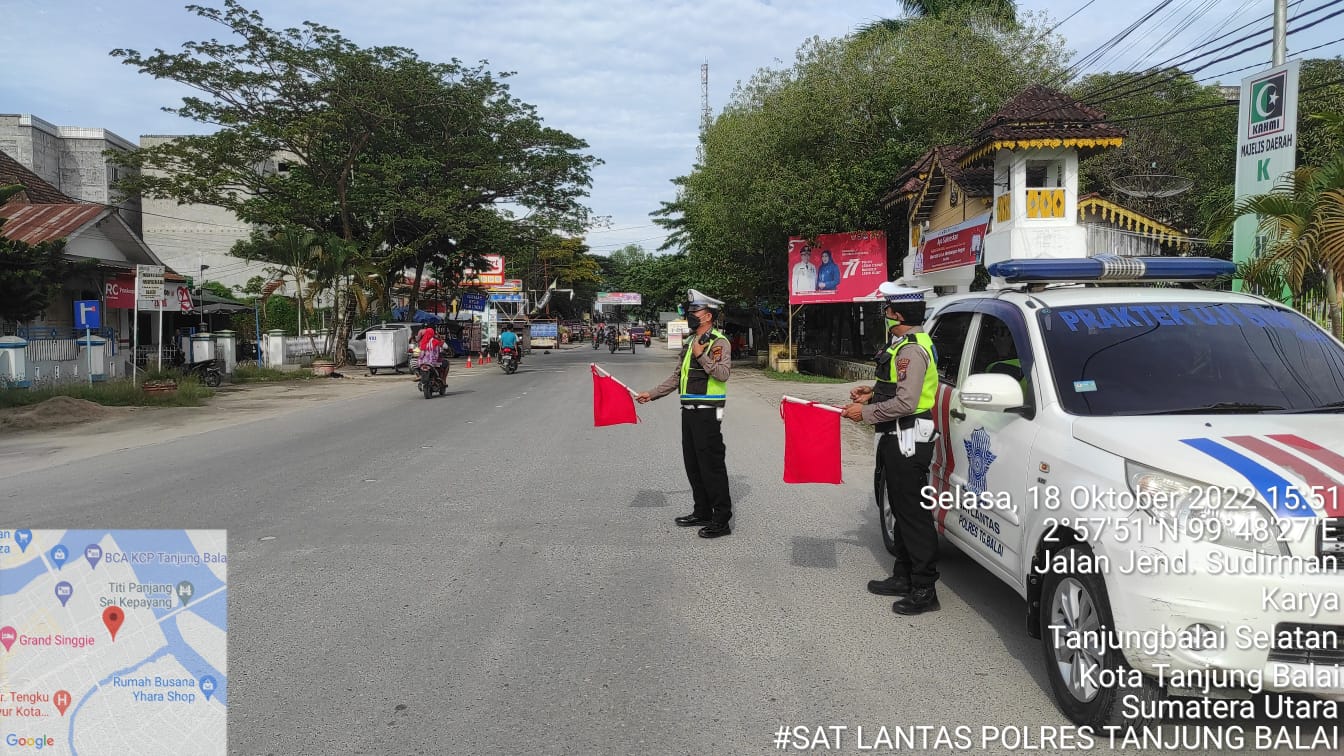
898, 370, 908, 381
711, 346, 723, 360
897, 358, 910, 371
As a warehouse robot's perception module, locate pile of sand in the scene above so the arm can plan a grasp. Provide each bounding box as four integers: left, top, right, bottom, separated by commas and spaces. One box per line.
0, 396, 112, 431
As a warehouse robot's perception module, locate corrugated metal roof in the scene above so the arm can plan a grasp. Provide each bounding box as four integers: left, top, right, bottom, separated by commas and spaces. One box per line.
0, 201, 106, 244
0, 150, 72, 203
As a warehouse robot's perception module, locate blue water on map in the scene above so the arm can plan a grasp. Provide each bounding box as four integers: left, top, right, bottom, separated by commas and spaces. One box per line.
0, 530, 228, 756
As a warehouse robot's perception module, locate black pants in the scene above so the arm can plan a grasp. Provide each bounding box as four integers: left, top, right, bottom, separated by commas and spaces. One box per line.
878, 435, 938, 586
681, 407, 732, 525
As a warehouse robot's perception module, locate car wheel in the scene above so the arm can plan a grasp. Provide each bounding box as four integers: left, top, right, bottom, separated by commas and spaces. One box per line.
346, 348, 357, 365
1040, 544, 1162, 727
369, 368, 377, 375
874, 464, 899, 557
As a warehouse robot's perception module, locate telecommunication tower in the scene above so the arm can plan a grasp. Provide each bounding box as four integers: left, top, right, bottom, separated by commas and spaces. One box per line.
698, 62, 710, 163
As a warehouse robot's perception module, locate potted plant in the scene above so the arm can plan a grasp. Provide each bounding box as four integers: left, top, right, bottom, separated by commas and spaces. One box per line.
140, 367, 179, 395
310, 353, 335, 377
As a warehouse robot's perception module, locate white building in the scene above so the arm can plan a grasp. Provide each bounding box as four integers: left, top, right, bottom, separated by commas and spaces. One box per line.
138, 135, 275, 294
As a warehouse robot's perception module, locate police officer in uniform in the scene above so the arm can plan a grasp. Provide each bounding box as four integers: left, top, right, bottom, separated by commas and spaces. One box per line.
637, 290, 734, 538
843, 282, 941, 614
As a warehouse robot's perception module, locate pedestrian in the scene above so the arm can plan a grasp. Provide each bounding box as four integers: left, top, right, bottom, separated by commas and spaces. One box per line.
842, 282, 942, 614
636, 289, 734, 538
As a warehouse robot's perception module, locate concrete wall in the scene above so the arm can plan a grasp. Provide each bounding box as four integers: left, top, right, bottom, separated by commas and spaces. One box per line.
805, 355, 876, 382
138, 135, 269, 293
0, 114, 142, 234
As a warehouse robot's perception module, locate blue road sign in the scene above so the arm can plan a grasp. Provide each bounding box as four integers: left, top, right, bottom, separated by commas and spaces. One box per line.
74, 300, 101, 330
460, 292, 487, 311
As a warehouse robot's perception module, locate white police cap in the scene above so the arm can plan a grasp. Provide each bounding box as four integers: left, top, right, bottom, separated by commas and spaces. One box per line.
686, 288, 724, 311
878, 281, 932, 303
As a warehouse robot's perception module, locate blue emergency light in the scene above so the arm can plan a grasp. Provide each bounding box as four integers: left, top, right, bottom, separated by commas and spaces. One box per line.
987, 256, 1234, 283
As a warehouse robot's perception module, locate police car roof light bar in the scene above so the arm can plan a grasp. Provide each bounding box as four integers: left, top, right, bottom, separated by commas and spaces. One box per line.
986, 256, 1234, 283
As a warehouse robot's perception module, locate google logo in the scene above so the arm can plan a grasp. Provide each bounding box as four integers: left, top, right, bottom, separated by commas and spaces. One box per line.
5, 733, 56, 749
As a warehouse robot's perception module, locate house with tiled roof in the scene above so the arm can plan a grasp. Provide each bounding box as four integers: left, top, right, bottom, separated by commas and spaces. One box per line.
2, 150, 186, 381
883, 84, 1186, 293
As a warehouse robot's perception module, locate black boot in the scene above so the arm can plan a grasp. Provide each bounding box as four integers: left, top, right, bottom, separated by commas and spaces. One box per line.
866, 575, 911, 596
674, 514, 713, 527
892, 586, 940, 615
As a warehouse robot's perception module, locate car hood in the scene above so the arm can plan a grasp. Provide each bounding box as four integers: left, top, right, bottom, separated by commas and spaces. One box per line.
1072, 415, 1344, 518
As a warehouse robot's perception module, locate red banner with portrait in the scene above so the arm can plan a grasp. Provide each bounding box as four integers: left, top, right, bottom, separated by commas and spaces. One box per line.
787, 231, 887, 305
913, 212, 991, 275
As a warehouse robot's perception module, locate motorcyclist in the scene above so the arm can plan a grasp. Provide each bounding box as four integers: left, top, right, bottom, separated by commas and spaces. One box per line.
417, 327, 448, 383
500, 325, 521, 364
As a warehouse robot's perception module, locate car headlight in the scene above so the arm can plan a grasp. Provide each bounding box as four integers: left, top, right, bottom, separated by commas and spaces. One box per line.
1126, 460, 1288, 556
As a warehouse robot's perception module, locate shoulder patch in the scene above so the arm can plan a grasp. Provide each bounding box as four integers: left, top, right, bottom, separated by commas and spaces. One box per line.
711, 346, 724, 360
897, 358, 910, 371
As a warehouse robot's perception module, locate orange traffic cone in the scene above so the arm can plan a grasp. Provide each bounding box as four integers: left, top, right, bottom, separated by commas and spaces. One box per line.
466, 355, 473, 368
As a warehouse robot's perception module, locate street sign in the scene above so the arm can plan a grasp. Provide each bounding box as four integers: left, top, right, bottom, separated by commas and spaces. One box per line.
488, 293, 524, 303
1233, 61, 1300, 288
460, 292, 487, 311
136, 265, 165, 300
74, 300, 101, 330
178, 286, 194, 313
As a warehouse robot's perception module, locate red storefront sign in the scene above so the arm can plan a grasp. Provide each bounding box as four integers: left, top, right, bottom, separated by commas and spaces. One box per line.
787, 231, 887, 305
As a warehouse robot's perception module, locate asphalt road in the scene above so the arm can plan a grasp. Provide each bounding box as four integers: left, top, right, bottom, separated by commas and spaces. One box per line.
4, 344, 1271, 755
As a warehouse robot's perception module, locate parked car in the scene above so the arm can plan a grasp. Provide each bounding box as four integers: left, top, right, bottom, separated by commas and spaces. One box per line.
347, 323, 428, 364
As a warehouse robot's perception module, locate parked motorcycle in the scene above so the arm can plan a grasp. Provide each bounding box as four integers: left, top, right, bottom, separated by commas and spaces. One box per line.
499, 346, 519, 374
176, 358, 223, 388
416, 360, 446, 399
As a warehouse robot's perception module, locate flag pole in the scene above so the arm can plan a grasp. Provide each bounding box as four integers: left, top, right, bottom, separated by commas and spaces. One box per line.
591, 363, 638, 397
781, 394, 844, 413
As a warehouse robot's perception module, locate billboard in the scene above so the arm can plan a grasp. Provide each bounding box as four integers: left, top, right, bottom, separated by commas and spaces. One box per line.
913, 212, 991, 275
1234, 61, 1299, 287
787, 231, 886, 305
596, 292, 643, 305
463, 254, 506, 286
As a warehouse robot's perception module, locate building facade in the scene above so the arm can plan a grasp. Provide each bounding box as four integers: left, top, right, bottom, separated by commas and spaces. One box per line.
0, 113, 141, 235
138, 135, 276, 294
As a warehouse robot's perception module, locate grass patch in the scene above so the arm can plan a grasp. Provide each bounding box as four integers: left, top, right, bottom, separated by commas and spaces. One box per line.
230, 364, 315, 383
763, 368, 851, 384
0, 379, 212, 409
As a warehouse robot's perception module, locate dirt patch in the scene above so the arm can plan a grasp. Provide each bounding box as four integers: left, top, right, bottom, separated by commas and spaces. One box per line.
0, 396, 113, 431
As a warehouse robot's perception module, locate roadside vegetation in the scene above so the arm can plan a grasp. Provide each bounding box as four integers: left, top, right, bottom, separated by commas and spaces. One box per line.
230, 364, 315, 383
763, 369, 851, 384
0, 379, 212, 409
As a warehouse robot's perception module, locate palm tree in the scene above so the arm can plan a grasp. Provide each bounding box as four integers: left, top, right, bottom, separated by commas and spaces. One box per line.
1208, 152, 1344, 339
859, 0, 1017, 35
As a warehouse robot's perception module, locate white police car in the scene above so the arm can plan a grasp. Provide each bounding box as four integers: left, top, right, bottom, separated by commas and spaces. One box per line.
890, 256, 1344, 726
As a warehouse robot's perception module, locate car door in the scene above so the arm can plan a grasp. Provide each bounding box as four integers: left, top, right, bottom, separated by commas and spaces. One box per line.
945, 304, 1039, 586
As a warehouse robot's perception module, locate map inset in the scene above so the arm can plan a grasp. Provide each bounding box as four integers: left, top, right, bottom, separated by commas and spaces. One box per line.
1, 529, 226, 755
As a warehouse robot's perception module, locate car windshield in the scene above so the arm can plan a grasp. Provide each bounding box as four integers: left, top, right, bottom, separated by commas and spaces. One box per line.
1038, 300, 1344, 416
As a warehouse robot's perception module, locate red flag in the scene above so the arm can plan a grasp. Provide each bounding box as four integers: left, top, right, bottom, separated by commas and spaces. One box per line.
781, 398, 843, 484
592, 365, 639, 426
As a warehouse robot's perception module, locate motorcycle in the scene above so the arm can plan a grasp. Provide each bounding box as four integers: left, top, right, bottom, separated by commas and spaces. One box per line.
416, 359, 446, 399
592, 331, 601, 349
176, 357, 223, 388
499, 346, 518, 374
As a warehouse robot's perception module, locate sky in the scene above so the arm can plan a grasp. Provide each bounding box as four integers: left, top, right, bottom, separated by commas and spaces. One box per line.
1, 0, 1339, 257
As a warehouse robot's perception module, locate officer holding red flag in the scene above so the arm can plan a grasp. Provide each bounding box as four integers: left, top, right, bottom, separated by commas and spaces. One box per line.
842, 282, 941, 614
636, 289, 734, 538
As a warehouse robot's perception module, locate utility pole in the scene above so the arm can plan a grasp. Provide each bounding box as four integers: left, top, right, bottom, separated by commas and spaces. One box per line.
1273, 0, 1287, 65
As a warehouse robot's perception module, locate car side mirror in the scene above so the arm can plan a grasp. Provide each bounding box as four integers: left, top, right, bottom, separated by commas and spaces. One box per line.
961, 373, 1030, 417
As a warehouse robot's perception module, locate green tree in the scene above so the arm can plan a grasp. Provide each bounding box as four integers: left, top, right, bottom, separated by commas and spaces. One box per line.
655, 12, 1067, 310
859, 0, 1018, 35
0, 185, 84, 326
1207, 153, 1344, 338
111, 1, 597, 365
1072, 70, 1237, 233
